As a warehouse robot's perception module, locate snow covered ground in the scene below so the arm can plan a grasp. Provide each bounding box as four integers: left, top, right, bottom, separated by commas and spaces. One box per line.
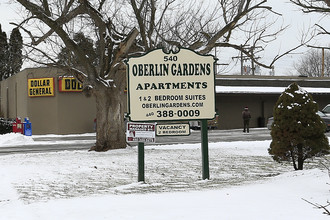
0, 133, 329, 219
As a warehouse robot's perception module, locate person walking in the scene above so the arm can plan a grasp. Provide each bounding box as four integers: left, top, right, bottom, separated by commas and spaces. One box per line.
242, 107, 251, 133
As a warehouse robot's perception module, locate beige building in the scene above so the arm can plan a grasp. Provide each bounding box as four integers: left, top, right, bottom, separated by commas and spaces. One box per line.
2, 67, 330, 134
0, 67, 96, 135
215, 75, 330, 130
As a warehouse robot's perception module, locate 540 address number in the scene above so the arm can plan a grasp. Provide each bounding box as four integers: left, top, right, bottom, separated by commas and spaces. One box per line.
156, 110, 200, 118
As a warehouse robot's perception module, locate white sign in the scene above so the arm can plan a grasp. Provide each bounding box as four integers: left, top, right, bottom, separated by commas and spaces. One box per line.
126, 122, 156, 142
126, 48, 216, 121
156, 123, 190, 136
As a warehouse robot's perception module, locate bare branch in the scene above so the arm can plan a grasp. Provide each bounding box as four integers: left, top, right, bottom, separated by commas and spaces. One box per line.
302, 198, 330, 215
316, 24, 330, 35
130, 0, 150, 50
42, 0, 51, 16
307, 45, 330, 50
290, 0, 330, 13
109, 27, 139, 73
22, 44, 57, 64
198, 0, 269, 54
17, 0, 97, 82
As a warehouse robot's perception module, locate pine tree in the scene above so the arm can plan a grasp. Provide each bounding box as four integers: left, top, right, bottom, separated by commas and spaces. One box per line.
0, 24, 9, 80
7, 27, 23, 78
57, 32, 97, 66
0, 25, 23, 80
269, 82, 330, 170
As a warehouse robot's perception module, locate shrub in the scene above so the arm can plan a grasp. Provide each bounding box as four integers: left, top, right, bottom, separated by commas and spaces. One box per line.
0, 118, 13, 134
268, 83, 330, 170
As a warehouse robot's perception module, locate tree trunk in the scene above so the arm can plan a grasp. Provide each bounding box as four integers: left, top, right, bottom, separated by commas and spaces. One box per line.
291, 150, 298, 170
91, 86, 126, 151
297, 144, 304, 170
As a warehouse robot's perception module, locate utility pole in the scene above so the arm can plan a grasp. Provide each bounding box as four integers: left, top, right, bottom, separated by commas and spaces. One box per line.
232, 45, 262, 75
232, 45, 249, 75
240, 47, 244, 75
322, 48, 325, 77
307, 45, 330, 77
214, 47, 229, 75
250, 46, 262, 75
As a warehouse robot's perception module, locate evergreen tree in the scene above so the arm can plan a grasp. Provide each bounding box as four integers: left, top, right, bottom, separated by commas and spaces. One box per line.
0, 24, 9, 80
57, 32, 97, 66
269, 83, 330, 170
7, 28, 23, 78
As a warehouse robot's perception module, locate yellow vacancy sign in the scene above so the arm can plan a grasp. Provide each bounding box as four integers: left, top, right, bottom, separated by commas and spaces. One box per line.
28, 78, 55, 97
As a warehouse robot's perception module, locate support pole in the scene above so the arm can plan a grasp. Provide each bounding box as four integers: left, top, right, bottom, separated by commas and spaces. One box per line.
240, 45, 244, 75
322, 48, 325, 77
201, 120, 210, 180
138, 142, 145, 182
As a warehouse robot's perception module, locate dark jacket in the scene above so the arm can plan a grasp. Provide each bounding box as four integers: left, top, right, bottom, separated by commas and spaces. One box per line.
242, 109, 251, 120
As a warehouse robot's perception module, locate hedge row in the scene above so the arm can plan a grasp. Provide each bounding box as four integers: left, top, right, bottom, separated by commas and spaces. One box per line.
0, 118, 14, 134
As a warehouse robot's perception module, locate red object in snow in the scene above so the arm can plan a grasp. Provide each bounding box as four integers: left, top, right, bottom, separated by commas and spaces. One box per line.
12, 117, 24, 134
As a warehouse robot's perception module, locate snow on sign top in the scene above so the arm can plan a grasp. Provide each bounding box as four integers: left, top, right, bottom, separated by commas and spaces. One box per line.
126, 48, 217, 122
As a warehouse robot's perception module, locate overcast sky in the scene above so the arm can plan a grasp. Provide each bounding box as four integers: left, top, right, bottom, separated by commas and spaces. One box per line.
0, 0, 328, 76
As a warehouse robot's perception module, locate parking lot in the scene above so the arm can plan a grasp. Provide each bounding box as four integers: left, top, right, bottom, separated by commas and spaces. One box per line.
0, 128, 276, 155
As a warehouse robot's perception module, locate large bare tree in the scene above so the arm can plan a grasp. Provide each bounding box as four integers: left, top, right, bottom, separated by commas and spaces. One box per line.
290, 0, 330, 36
14, 0, 288, 151
290, 0, 329, 76
295, 48, 330, 76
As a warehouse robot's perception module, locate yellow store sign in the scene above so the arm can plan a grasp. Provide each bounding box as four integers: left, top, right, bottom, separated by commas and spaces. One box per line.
58, 76, 83, 92
28, 78, 55, 97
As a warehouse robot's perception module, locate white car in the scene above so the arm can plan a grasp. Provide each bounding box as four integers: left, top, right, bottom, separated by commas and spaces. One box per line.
267, 117, 274, 130
322, 104, 330, 117
267, 111, 330, 132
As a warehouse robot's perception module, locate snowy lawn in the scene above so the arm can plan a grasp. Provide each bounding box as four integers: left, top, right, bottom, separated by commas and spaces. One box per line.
0, 133, 329, 219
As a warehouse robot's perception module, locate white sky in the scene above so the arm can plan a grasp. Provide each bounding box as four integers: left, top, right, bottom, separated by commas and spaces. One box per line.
0, 0, 328, 76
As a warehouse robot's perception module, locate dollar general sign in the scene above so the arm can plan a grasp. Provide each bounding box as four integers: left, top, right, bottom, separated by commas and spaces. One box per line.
28, 78, 54, 97
58, 77, 83, 92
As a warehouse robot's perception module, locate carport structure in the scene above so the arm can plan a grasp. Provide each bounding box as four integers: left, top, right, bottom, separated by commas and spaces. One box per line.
215, 75, 330, 130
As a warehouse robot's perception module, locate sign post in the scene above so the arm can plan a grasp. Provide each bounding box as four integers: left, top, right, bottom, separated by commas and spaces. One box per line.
138, 142, 145, 182
126, 122, 156, 182
201, 120, 209, 179
126, 48, 216, 180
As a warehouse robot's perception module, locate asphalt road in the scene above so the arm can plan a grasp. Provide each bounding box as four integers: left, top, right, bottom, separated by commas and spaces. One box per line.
2, 128, 327, 155
0, 128, 269, 155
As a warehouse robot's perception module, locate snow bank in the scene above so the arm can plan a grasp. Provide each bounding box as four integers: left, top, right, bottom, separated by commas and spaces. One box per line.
0, 133, 34, 146
150, 140, 271, 156
0, 135, 329, 220
1, 169, 328, 220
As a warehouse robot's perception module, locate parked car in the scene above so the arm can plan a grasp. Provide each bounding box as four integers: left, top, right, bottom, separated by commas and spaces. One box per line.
317, 111, 330, 132
322, 104, 330, 117
266, 117, 274, 130
267, 111, 330, 132
189, 115, 219, 130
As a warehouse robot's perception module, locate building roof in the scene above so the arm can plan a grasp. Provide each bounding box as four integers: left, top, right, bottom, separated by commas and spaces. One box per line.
215, 75, 330, 94
216, 86, 330, 94
216, 75, 330, 88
